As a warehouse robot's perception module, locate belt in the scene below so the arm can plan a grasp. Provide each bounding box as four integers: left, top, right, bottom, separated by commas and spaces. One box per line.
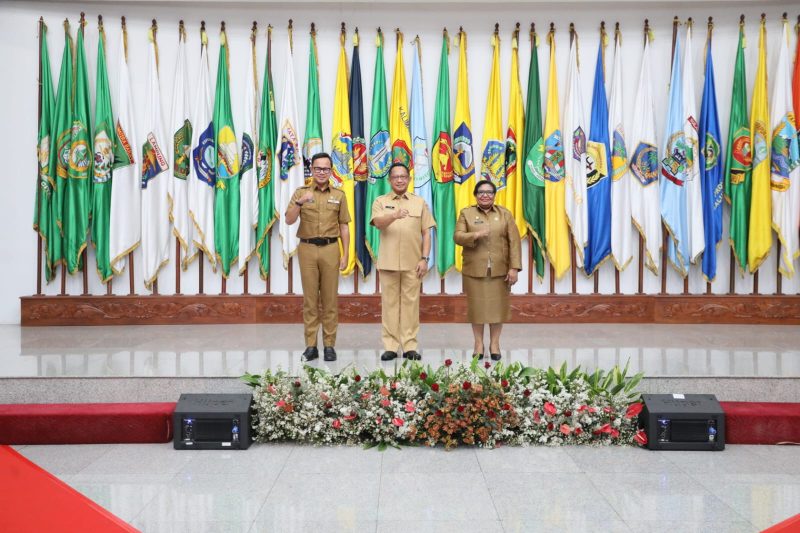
300, 237, 338, 246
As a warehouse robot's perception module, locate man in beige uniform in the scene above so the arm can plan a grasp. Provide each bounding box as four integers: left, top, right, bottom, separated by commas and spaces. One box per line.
370, 163, 436, 361
285, 153, 351, 361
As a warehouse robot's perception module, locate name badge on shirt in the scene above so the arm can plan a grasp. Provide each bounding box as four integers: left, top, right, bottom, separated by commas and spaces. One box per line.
327, 198, 341, 205
473, 219, 485, 225
385, 205, 396, 210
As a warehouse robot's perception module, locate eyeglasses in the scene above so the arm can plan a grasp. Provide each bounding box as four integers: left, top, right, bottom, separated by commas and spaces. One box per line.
312, 167, 332, 174
476, 190, 495, 196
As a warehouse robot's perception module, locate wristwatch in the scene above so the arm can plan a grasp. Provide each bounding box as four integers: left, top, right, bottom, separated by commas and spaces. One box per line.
295, 201, 303, 207
420, 256, 429, 261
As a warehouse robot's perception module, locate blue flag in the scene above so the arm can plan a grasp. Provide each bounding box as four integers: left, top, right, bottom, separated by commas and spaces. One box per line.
585, 40, 612, 275
350, 33, 371, 277
699, 36, 723, 282
411, 38, 435, 272
660, 33, 689, 275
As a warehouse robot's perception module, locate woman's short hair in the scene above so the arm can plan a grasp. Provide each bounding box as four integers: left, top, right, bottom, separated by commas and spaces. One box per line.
473, 179, 497, 196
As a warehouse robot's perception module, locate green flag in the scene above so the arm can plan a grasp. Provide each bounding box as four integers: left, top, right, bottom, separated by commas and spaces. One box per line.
366, 29, 391, 261
91, 23, 114, 282
431, 31, 455, 276
49, 22, 73, 274
34, 20, 56, 282
303, 27, 323, 179
64, 19, 92, 274
723, 22, 751, 274
213, 29, 240, 277
256, 27, 278, 279
522, 28, 546, 279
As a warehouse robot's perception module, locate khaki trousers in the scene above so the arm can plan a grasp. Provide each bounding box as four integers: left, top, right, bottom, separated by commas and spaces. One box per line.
298, 242, 340, 347
379, 269, 421, 352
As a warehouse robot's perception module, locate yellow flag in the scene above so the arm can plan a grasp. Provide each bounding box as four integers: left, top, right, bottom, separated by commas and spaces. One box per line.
453, 30, 476, 271
544, 29, 570, 279
748, 18, 772, 272
390, 30, 413, 190
481, 31, 504, 191
502, 28, 526, 237
332, 30, 356, 276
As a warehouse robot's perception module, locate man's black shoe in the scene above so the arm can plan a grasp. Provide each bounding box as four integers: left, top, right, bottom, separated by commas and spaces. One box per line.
302, 346, 319, 361
323, 346, 337, 361
380, 351, 398, 361
403, 350, 422, 361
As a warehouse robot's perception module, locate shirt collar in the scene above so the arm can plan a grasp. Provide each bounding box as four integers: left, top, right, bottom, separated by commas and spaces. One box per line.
475, 203, 499, 215
313, 183, 331, 193
391, 192, 409, 200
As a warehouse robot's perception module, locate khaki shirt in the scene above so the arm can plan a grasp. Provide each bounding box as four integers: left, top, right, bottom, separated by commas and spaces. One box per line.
371, 192, 436, 271
288, 185, 351, 239
454, 204, 522, 277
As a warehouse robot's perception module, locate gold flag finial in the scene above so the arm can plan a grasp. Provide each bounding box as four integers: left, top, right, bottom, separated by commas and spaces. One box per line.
288, 19, 293, 52
340, 22, 346, 46
353, 26, 359, 46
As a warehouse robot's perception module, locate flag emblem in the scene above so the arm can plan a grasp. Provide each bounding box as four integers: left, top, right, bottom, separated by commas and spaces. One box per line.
257, 148, 273, 189
631, 142, 658, 186
216, 125, 240, 179
453, 122, 474, 183
770, 118, 796, 189
611, 130, 627, 181
56, 131, 71, 178
412, 136, 431, 187
391, 139, 412, 168
193, 123, 216, 188
240, 132, 254, 175
544, 130, 564, 182
279, 122, 300, 181
433, 132, 454, 183
704, 132, 720, 171
68, 139, 91, 174
114, 121, 134, 166
141, 132, 168, 189
751, 121, 768, 168
368, 130, 391, 179
331, 131, 353, 186
586, 141, 608, 188
38, 136, 51, 183
505, 130, 517, 181
524, 139, 546, 185
173, 119, 192, 179
572, 127, 586, 161
481, 139, 506, 188
353, 138, 367, 181
93, 131, 113, 183
661, 132, 689, 186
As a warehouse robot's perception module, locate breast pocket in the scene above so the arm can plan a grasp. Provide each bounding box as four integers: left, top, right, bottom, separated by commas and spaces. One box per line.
407, 203, 423, 218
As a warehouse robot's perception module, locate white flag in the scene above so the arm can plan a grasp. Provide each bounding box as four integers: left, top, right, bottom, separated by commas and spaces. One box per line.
109, 27, 140, 275
238, 36, 260, 273
141, 28, 171, 289
771, 19, 800, 277
276, 34, 303, 267
168, 27, 195, 269
608, 29, 633, 270
562, 31, 588, 267
682, 24, 705, 266
629, 37, 660, 275
187, 35, 216, 270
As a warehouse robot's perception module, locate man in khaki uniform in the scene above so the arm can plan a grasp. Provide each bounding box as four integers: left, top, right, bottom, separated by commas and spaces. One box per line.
370, 163, 436, 361
285, 153, 351, 361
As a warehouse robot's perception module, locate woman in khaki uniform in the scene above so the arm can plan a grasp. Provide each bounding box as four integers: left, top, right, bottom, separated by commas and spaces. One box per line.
454, 180, 522, 361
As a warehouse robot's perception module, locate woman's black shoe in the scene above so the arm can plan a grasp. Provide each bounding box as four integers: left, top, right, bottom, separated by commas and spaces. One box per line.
490, 353, 501, 361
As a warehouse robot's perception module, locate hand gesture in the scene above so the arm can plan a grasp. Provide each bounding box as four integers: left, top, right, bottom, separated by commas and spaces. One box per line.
415, 259, 428, 278
505, 268, 519, 286
298, 191, 314, 205
474, 228, 490, 239
393, 208, 409, 220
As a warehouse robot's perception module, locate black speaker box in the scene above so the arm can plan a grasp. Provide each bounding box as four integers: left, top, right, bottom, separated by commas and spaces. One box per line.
173, 393, 253, 450
638, 393, 725, 451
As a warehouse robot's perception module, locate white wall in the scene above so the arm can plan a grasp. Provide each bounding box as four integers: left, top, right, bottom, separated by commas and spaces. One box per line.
2, 0, 799, 324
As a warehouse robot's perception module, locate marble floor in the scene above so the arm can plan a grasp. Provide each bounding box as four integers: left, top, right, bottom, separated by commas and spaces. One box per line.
4, 323, 800, 378
11, 442, 800, 533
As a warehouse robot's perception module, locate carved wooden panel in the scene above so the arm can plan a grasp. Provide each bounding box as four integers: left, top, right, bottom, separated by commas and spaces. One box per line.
20, 294, 800, 326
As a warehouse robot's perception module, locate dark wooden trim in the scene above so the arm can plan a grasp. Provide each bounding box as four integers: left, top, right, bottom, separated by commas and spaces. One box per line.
20, 294, 800, 326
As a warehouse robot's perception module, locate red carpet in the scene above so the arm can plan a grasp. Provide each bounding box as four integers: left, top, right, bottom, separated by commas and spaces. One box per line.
0, 403, 175, 445
0, 445, 138, 532
721, 402, 800, 445
762, 513, 800, 532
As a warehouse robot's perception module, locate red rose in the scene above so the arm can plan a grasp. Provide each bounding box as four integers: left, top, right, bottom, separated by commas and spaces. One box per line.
564, 410, 572, 417
361, 392, 372, 400
560, 424, 571, 435
391, 382, 398, 390
392, 417, 404, 427
444, 359, 453, 367
324, 401, 333, 409
487, 410, 497, 419
419, 372, 427, 380
294, 380, 301, 388
574, 427, 583, 436
578, 405, 588, 412
457, 405, 465, 413
484, 361, 491, 369
547, 422, 554, 431
276, 400, 286, 408
462, 381, 472, 390
376, 417, 383, 425
435, 409, 444, 417
380, 399, 391, 407
404, 401, 415, 413
332, 419, 342, 429
345, 412, 357, 421
598, 423, 612, 434
502, 403, 511, 411
533, 409, 541, 423
431, 383, 440, 392
543, 402, 557, 417
634, 429, 648, 446
603, 406, 613, 414
610, 428, 620, 438
501, 379, 509, 388
354, 375, 362, 382
625, 402, 644, 419
523, 389, 532, 397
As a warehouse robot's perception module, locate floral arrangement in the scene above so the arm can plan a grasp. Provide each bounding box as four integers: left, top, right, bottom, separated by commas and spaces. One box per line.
243, 359, 648, 450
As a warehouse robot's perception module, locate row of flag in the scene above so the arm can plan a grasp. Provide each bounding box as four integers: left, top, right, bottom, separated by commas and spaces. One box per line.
33, 15, 800, 291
